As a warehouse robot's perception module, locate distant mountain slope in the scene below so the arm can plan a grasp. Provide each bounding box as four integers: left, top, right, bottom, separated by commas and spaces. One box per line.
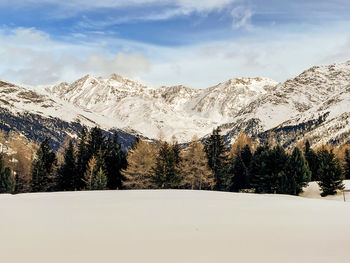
48, 74, 277, 142
0, 80, 138, 150
222, 61, 350, 147
1, 61, 350, 148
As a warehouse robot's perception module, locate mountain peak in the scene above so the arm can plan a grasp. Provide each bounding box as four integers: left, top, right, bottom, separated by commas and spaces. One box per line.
0, 79, 16, 88
108, 73, 125, 82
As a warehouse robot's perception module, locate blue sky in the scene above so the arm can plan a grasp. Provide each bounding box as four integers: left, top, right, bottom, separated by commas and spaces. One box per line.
0, 0, 350, 88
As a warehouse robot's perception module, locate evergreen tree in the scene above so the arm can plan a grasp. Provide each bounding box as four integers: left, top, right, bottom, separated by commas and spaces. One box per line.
181, 138, 214, 190
31, 138, 57, 192
76, 126, 90, 190
58, 140, 76, 191
105, 132, 127, 189
240, 144, 253, 169
83, 149, 108, 190
278, 171, 296, 196
92, 167, 108, 190
304, 141, 320, 181
250, 145, 288, 193
83, 156, 97, 190
152, 141, 182, 189
122, 140, 157, 189
88, 127, 105, 156
0, 154, 15, 193
204, 128, 228, 191
228, 144, 253, 192
229, 154, 250, 192
172, 140, 182, 165
283, 147, 311, 195
344, 149, 350, 180
250, 145, 269, 193
318, 148, 344, 196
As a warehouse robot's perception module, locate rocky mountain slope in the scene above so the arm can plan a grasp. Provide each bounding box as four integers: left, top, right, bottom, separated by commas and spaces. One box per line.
0, 61, 350, 149
48, 75, 277, 142
0, 79, 138, 150
222, 61, 350, 147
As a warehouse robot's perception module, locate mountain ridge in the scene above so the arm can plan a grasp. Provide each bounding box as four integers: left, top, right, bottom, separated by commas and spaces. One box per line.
1, 61, 350, 148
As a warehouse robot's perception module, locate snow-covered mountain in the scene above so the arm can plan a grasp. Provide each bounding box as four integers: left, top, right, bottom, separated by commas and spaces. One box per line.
48, 74, 277, 142
222, 61, 350, 147
0, 79, 138, 150
1, 61, 350, 148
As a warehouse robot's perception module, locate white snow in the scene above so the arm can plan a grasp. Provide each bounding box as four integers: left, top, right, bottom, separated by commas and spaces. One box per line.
47, 75, 278, 142
2, 61, 350, 145
301, 180, 350, 201
1, 190, 350, 263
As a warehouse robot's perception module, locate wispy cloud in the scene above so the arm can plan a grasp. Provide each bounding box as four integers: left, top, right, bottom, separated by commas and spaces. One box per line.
2, 0, 238, 18
231, 6, 254, 29
76, 7, 195, 30
1, 23, 350, 89
0, 28, 150, 85
0, 1, 350, 88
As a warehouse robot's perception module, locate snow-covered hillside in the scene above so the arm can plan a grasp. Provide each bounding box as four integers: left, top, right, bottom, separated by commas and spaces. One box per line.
48, 74, 277, 142
1, 61, 350, 146
301, 180, 350, 201
223, 61, 350, 147
0, 190, 349, 263
0, 79, 139, 150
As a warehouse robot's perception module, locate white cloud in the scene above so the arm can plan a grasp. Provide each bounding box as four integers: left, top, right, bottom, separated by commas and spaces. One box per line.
1, 24, 350, 89
8, 0, 237, 11
2, 0, 238, 20
0, 28, 150, 85
135, 23, 350, 88
231, 6, 254, 29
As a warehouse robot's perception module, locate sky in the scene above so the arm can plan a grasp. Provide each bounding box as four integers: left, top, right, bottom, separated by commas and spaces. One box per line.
0, 0, 350, 88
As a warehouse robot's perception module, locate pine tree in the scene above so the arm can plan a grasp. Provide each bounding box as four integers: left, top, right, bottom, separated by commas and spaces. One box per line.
250, 145, 288, 193
229, 132, 255, 158
58, 140, 76, 191
83, 149, 108, 191
152, 141, 182, 189
31, 138, 57, 192
76, 126, 90, 190
278, 171, 296, 195
122, 140, 157, 189
344, 149, 350, 180
283, 147, 311, 195
240, 144, 253, 169
229, 154, 250, 192
172, 140, 182, 165
228, 144, 253, 192
105, 132, 127, 189
318, 148, 344, 196
204, 128, 228, 191
304, 141, 320, 181
0, 154, 15, 193
88, 127, 105, 156
83, 156, 97, 190
181, 138, 214, 190
250, 145, 269, 193
92, 167, 107, 190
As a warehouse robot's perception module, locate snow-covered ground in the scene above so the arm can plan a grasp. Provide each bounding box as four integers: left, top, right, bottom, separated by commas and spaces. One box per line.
301, 180, 350, 201
1, 189, 350, 263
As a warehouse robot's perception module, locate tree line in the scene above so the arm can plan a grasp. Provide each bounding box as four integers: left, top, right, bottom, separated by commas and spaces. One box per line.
0, 127, 349, 197
0, 127, 127, 193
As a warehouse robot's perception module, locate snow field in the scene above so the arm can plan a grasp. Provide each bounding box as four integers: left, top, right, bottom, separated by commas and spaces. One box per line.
1, 188, 350, 263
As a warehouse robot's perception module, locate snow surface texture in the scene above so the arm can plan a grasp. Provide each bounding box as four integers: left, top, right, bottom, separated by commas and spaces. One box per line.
301, 180, 350, 201
1, 61, 350, 145
48, 75, 277, 142
1, 189, 350, 263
